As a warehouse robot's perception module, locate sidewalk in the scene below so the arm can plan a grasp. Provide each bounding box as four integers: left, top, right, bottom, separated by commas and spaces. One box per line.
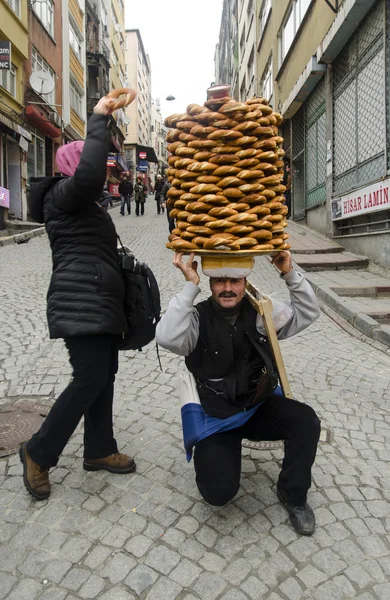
288, 221, 390, 347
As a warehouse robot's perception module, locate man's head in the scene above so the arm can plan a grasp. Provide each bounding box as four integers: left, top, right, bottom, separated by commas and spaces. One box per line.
209, 277, 246, 308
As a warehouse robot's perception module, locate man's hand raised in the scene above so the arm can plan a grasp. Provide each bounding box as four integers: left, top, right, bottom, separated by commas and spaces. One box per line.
271, 250, 293, 275
173, 252, 200, 285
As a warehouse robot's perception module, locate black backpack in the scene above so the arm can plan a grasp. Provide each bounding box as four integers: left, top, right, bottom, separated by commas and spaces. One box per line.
118, 240, 161, 352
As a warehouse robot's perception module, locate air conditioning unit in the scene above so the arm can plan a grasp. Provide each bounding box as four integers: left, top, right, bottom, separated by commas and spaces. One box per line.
103, 25, 109, 36
49, 112, 62, 127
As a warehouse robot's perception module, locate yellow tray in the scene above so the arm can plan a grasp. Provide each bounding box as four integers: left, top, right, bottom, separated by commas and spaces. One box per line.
168, 248, 282, 257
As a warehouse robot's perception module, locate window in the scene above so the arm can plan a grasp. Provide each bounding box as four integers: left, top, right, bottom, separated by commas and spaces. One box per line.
31, 0, 54, 37
247, 0, 253, 15
247, 47, 255, 85
239, 26, 246, 59
261, 56, 273, 103
31, 47, 55, 106
280, 0, 311, 64
259, 0, 271, 39
70, 80, 83, 116
27, 133, 45, 180
6, 0, 20, 17
240, 77, 246, 102
69, 23, 82, 61
1, 65, 16, 97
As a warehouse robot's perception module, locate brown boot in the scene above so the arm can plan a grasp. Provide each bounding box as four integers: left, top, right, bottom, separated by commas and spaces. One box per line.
83, 452, 136, 474
19, 444, 51, 501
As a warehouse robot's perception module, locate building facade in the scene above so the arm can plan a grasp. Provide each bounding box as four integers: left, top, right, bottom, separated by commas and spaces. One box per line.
150, 98, 168, 183
124, 29, 157, 183
0, 0, 30, 223
215, 0, 239, 98
216, 0, 390, 268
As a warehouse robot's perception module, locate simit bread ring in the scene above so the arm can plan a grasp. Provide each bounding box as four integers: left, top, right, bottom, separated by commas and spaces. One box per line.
235, 158, 260, 169
189, 184, 222, 194
200, 194, 229, 205
239, 183, 263, 193
181, 193, 202, 201
179, 133, 198, 142
192, 236, 209, 247
210, 232, 238, 241
251, 243, 274, 251
248, 205, 272, 215
169, 208, 180, 218
171, 228, 182, 236
270, 237, 285, 247
176, 169, 198, 180
107, 87, 136, 109
264, 201, 284, 210
187, 104, 206, 115
253, 139, 277, 150
197, 111, 224, 124
257, 162, 278, 172
269, 184, 287, 193
167, 141, 185, 153
257, 151, 278, 161
248, 230, 273, 240
248, 207, 271, 218
212, 165, 241, 176
177, 211, 190, 220
203, 237, 240, 251
251, 219, 272, 229
212, 119, 239, 129
167, 188, 184, 198
175, 147, 198, 157
209, 154, 240, 165
219, 101, 249, 114
233, 121, 259, 132
207, 130, 244, 140
238, 169, 265, 180
168, 156, 177, 166
235, 148, 258, 159
223, 188, 244, 199
259, 174, 282, 185
236, 237, 257, 248
187, 213, 217, 224
271, 224, 285, 234
167, 129, 181, 142
196, 175, 221, 184
186, 225, 214, 235
194, 151, 215, 161
225, 225, 254, 235
170, 239, 198, 251
228, 202, 250, 212
190, 125, 217, 137
187, 162, 218, 172
181, 231, 196, 241
175, 158, 196, 169
187, 140, 216, 149
208, 219, 233, 229
266, 214, 284, 223
211, 146, 241, 154
185, 202, 215, 213
204, 97, 232, 110
181, 181, 199, 190
208, 206, 238, 218
228, 136, 257, 146
218, 176, 245, 188
262, 189, 276, 199
227, 213, 258, 223
176, 121, 198, 132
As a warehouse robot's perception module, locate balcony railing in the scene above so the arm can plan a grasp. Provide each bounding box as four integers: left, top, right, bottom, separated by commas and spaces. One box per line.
86, 38, 110, 63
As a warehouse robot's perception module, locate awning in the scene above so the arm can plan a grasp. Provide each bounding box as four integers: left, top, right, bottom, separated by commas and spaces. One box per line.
25, 105, 61, 139
0, 112, 32, 140
137, 144, 158, 163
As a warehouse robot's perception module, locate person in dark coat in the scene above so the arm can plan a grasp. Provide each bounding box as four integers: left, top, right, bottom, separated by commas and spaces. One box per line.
154, 175, 164, 214
119, 177, 134, 216
161, 180, 174, 233
134, 177, 147, 216
21, 96, 136, 501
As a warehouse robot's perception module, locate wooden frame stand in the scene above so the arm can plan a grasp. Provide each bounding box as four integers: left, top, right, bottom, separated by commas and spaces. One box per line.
245, 280, 292, 399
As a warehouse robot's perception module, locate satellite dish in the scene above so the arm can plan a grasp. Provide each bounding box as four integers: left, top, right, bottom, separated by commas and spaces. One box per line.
114, 23, 122, 33
123, 116, 130, 125
30, 71, 55, 96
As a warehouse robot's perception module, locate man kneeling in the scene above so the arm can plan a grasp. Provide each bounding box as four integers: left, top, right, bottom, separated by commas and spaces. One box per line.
156, 251, 321, 535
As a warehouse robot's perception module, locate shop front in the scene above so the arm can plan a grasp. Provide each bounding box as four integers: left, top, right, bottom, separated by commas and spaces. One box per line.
106, 152, 129, 197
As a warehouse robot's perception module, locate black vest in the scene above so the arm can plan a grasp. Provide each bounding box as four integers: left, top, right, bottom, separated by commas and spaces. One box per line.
185, 297, 278, 418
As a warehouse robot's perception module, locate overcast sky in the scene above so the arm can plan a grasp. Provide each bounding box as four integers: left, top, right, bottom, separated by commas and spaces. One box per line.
125, 0, 223, 119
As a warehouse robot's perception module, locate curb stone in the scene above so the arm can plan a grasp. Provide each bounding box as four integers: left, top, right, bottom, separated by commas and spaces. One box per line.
0, 226, 46, 247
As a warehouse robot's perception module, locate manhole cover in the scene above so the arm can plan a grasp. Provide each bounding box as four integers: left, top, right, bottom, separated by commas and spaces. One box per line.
0, 402, 49, 458
242, 427, 330, 451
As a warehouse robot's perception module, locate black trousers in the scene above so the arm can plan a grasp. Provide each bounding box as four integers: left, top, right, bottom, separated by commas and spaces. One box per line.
27, 335, 119, 469
194, 395, 320, 507
135, 201, 144, 216
167, 208, 175, 233
156, 197, 162, 214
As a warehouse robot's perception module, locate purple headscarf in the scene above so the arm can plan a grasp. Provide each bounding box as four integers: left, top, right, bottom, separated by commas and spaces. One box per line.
56, 141, 85, 176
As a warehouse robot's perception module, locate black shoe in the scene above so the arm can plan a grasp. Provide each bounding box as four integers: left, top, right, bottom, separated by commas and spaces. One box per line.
277, 488, 315, 536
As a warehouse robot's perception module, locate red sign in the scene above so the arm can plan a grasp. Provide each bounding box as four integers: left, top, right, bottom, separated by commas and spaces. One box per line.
139, 151, 147, 159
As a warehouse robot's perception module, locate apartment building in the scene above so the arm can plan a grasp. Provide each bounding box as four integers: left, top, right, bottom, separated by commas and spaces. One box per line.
124, 29, 157, 181
255, 0, 389, 268
215, 0, 239, 98
238, 0, 257, 100
0, 0, 30, 222
150, 98, 168, 182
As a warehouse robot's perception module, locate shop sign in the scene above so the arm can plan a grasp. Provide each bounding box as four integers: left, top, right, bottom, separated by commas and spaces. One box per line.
0, 42, 11, 70
109, 183, 120, 197
0, 186, 10, 208
332, 178, 390, 221
139, 151, 147, 159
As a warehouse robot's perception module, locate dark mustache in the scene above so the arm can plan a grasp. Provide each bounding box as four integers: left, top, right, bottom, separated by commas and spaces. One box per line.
218, 292, 237, 298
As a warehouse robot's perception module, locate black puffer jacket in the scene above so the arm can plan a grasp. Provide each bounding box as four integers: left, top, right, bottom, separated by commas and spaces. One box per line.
28, 113, 126, 339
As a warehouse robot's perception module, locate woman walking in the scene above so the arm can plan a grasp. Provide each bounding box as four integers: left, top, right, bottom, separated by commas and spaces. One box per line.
21, 96, 136, 501
134, 176, 147, 216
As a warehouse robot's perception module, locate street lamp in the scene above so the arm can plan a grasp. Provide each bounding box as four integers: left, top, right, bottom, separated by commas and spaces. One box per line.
166, 95, 175, 101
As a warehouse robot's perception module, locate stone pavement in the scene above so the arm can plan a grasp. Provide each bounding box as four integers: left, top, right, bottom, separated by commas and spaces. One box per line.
1, 199, 390, 599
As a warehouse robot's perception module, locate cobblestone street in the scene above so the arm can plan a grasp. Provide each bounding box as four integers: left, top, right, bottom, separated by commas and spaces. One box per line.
1, 200, 390, 600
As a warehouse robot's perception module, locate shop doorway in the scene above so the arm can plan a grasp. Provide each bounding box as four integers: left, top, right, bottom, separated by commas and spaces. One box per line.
7, 138, 22, 220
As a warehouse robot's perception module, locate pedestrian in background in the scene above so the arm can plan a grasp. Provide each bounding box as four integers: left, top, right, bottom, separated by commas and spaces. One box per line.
161, 179, 174, 233
134, 176, 147, 216
22, 95, 136, 501
119, 176, 133, 216
154, 174, 164, 214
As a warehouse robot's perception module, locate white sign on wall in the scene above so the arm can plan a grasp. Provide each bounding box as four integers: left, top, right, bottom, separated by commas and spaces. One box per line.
331, 178, 390, 221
